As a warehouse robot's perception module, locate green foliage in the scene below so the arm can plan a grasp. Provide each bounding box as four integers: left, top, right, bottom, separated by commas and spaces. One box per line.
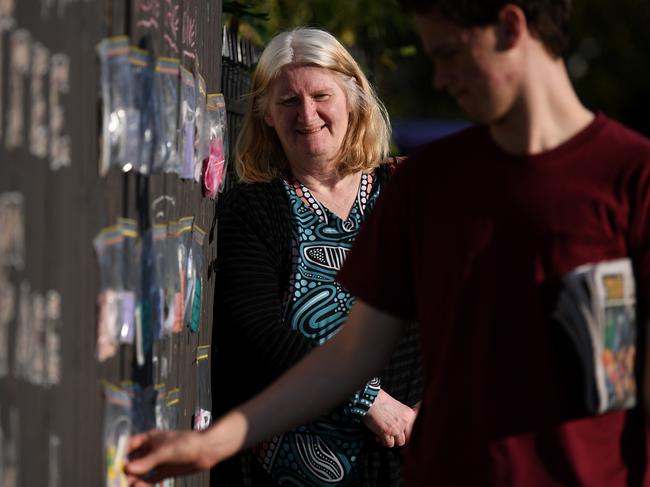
225, 0, 650, 136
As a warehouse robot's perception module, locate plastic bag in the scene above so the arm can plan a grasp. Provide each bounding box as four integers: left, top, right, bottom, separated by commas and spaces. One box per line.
152, 57, 180, 174
122, 382, 157, 434
118, 218, 139, 346
103, 384, 132, 487
164, 221, 183, 334
188, 223, 205, 333
97, 36, 140, 175
164, 387, 181, 431
151, 224, 167, 340
128, 47, 156, 175
93, 225, 125, 361
154, 383, 167, 429
203, 94, 228, 198
177, 216, 194, 329
193, 73, 209, 182
193, 345, 212, 431
178, 66, 196, 180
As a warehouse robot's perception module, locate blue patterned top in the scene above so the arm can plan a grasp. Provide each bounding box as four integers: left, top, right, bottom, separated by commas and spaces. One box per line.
254, 170, 383, 486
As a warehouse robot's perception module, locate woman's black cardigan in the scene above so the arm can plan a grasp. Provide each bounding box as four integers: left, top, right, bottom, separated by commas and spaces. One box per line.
211, 170, 423, 487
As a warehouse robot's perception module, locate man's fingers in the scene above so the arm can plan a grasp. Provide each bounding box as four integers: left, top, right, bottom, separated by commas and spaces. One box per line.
125, 439, 169, 476
128, 432, 154, 453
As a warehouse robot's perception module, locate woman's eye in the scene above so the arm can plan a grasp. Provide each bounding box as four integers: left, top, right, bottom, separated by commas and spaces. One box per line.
314, 94, 330, 101
280, 97, 298, 106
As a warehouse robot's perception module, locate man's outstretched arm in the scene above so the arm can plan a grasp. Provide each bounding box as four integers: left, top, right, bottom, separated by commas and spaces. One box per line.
125, 300, 407, 485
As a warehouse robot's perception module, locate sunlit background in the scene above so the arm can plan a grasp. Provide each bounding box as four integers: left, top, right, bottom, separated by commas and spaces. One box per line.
224, 0, 650, 153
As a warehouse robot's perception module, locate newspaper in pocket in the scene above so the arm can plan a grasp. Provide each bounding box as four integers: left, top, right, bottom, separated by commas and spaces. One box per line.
552, 258, 637, 415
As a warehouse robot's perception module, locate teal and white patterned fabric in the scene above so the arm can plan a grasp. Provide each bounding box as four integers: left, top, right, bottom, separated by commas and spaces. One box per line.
254, 170, 383, 486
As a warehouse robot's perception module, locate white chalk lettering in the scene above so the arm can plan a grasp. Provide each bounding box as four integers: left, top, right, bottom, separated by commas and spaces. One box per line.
0, 272, 15, 378
30, 42, 49, 159
5, 29, 30, 151
49, 53, 70, 170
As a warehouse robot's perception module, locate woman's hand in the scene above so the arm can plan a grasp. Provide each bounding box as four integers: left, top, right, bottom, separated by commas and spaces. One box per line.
361, 389, 418, 448
124, 430, 214, 486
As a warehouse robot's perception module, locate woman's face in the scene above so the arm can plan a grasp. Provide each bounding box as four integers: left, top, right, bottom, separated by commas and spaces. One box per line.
264, 64, 351, 169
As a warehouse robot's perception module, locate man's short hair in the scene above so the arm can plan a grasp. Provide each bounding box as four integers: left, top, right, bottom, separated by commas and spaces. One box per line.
400, 0, 571, 58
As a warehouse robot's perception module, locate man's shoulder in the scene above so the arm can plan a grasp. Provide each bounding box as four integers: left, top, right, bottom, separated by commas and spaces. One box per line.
398, 124, 483, 176
408, 124, 482, 162
597, 114, 650, 156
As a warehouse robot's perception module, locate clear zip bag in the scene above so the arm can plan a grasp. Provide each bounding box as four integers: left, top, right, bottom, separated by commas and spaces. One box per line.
151, 224, 167, 340
164, 221, 183, 334
177, 216, 194, 329
93, 225, 125, 361
97, 36, 140, 176
128, 47, 156, 175
118, 218, 139, 347
188, 223, 205, 333
178, 66, 196, 180
152, 57, 180, 174
193, 73, 209, 182
193, 345, 212, 431
103, 383, 132, 487
203, 94, 228, 198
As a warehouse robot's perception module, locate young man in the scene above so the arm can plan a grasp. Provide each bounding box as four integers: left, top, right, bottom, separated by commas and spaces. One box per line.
126, 2, 650, 485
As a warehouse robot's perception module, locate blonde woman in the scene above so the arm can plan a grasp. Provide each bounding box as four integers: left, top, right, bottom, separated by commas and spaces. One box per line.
128, 28, 422, 487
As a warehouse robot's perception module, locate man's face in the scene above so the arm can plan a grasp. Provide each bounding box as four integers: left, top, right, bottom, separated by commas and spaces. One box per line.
414, 9, 521, 124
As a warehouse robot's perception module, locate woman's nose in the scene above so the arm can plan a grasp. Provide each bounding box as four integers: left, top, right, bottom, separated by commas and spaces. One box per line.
297, 98, 317, 123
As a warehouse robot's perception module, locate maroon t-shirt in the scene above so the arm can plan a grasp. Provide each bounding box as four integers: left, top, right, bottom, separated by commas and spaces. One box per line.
338, 114, 650, 486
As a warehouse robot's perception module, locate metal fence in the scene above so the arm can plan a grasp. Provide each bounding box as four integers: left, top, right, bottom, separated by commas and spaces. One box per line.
221, 24, 261, 191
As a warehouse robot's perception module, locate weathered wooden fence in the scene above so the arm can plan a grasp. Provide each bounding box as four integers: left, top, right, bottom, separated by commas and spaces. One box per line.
0, 0, 223, 485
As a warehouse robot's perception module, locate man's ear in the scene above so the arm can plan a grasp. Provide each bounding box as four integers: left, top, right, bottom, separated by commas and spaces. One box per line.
495, 4, 527, 51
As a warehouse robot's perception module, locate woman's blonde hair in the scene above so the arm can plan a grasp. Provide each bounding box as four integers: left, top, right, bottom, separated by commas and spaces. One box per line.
235, 27, 391, 183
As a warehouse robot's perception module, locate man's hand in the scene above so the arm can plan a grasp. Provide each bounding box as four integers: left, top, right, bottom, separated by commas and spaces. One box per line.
362, 389, 418, 448
125, 430, 213, 486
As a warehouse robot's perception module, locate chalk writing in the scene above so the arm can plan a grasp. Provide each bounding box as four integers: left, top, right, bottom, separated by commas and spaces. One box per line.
45, 290, 62, 385
49, 53, 71, 170
0, 0, 15, 18
0, 192, 25, 270
30, 43, 50, 159
5, 29, 30, 151
0, 15, 17, 140
14, 282, 63, 386
48, 434, 61, 487
40, 0, 96, 20
136, 0, 161, 30
1, 407, 19, 487
0, 22, 72, 169
15, 282, 44, 385
0, 272, 15, 378
181, 6, 196, 61
163, 0, 179, 54
0, 408, 3, 484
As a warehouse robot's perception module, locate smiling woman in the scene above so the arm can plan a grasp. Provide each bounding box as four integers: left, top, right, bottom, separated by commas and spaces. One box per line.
235, 27, 391, 183
204, 27, 423, 487
124, 27, 423, 487
263, 65, 350, 172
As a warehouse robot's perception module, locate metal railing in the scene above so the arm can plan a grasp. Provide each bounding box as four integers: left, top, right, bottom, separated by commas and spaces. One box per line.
221, 24, 261, 191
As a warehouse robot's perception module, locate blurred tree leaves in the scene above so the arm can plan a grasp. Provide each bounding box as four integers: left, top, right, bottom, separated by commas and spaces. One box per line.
570, 0, 650, 134
225, 0, 650, 135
